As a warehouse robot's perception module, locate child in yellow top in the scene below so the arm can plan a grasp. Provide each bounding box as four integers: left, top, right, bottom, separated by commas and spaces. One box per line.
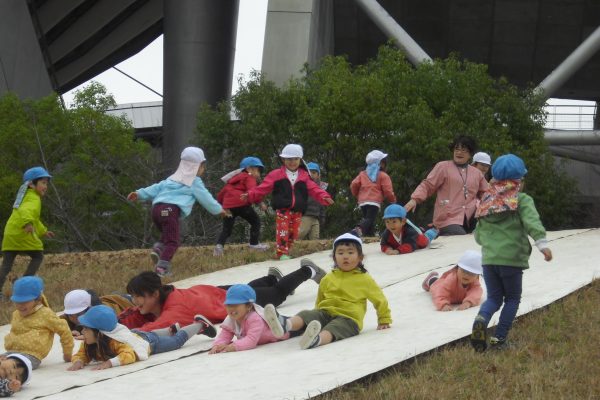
264, 233, 392, 349
3, 277, 73, 369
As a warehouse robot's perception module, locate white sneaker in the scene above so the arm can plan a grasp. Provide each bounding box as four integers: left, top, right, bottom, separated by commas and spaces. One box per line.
299, 320, 322, 349
248, 243, 269, 251
213, 244, 224, 256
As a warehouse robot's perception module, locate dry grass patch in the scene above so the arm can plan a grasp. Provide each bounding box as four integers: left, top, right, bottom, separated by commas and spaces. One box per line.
319, 279, 600, 400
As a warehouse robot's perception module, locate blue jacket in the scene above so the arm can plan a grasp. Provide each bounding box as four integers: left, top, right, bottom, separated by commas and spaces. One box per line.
136, 178, 223, 217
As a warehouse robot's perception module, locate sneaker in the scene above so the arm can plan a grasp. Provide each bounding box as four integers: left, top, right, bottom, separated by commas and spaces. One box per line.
155, 260, 172, 277
470, 314, 488, 352
267, 266, 284, 282
299, 320, 322, 350
489, 336, 510, 351
300, 258, 327, 284
249, 243, 269, 251
213, 244, 224, 257
194, 314, 217, 338
263, 304, 288, 338
150, 242, 164, 264
421, 271, 439, 292
279, 255, 292, 261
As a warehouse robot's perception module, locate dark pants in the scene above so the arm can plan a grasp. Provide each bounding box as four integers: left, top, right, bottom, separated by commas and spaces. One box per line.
0, 250, 44, 291
358, 205, 379, 236
151, 203, 181, 262
439, 215, 475, 236
217, 205, 261, 245
477, 265, 524, 340
219, 266, 311, 307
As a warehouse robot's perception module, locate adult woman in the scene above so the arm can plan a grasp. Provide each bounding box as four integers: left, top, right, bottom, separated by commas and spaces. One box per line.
404, 136, 488, 235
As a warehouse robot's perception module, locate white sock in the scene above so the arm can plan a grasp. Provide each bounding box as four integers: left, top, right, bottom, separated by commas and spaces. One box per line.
285, 319, 293, 331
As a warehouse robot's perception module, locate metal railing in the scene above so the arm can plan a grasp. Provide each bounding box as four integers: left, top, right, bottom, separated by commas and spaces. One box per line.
544, 104, 597, 130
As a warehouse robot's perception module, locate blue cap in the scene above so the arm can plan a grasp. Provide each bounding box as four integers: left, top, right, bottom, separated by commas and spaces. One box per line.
10, 276, 44, 303
224, 284, 256, 305
78, 305, 118, 332
239, 157, 264, 171
306, 162, 320, 174
23, 166, 52, 183
492, 154, 528, 180
383, 204, 407, 219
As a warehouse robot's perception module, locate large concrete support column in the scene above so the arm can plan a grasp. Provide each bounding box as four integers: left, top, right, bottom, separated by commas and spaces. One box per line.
162, 0, 239, 169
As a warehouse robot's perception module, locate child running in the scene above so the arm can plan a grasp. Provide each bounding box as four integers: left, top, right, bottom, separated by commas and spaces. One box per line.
380, 204, 436, 255
214, 156, 269, 256
471, 154, 552, 352
128, 147, 229, 276
422, 250, 483, 311
0, 354, 32, 397
242, 144, 333, 260
68, 305, 210, 371
264, 233, 392, 349
1, 167, 54, 300
209, 284, 289, 354
350, 150, 396, 237
3, 277, 73, 369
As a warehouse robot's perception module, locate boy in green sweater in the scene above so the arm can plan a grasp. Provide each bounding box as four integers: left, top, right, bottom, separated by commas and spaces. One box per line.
470, 154, 552, 352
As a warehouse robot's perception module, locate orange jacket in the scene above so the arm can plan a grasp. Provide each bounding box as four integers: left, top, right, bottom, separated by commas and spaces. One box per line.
350, 171, 396, 206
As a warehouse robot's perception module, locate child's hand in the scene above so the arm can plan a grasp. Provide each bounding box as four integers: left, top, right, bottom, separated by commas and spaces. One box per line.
63, 353, 72, 362
67, 360, 84, 371
8, 379, 22, 392
44, 231, 55, 238
404, 199, 417, 212
72, 330, 84, 340
209, 344, 231, 354
384, 249, 400, 255
221, 209, 232, 218
240, 193, 249, 201
377, 324, 390, 330
457, 301, 472, 311
92, 361, 112, 370
324, 197, 334, 205
23, 223, 34, 234
127, 192, 138, 202
541, 248, 553, 262
259, 202, 268, 212
441, 304, 453, 312
222, 344, 236, 353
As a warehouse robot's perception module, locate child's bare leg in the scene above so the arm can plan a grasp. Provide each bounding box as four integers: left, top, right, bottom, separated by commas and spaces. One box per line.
288, 315, 305, 331
317, 330, 333, 346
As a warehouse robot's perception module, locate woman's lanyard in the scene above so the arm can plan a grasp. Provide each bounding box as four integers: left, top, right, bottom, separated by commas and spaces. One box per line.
456, 165, 468, 199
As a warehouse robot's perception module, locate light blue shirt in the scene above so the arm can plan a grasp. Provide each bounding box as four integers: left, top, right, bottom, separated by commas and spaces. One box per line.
136, 177, 222, 217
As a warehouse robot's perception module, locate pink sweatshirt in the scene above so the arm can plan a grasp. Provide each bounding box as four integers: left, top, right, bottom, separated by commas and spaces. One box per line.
429, 267, 483, 310
350, 170, 396, 206
213, 310, 289, 351
410, 161, 488, 229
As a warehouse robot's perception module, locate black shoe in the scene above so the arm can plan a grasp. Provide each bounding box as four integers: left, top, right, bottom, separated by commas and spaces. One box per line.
470, 315, 488, 352
194, 314, 217, 338
489, 336, 510, 350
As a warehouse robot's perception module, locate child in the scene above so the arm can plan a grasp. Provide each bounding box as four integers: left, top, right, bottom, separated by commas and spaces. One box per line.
421, 250, 483, 311
242, 144, 333, 260
380, 204, 435, 255
68, 305, 211, 371
472, 152, 492, 180
209, 284, 289, 354
3, 276, 73, 369
298, 162, 328, 240
350, 150, 396, 237
0, 167, 54, 299
471, 154, 553, 352
0, 353, 32, 398
214, 156, 269, 256
264, 233, 392, 349
128, 147, 229, 276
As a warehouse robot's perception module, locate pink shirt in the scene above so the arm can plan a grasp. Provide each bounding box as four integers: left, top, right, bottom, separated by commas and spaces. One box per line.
350, 170, 396, 206
213, 310, 289, 351
429, 267, 483, 310
411, 161, 488, 229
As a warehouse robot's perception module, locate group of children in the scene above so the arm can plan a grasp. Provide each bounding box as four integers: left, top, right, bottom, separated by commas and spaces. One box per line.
0, 142, 553, 395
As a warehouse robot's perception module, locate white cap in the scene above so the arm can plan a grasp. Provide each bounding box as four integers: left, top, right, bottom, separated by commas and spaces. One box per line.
472, 152, 491, 165
279, 144, 303, 158
457, 250, 483, 275
64, 289, 92, 315
366, 150, 388, 164
333, 232, 363, 249
180, 147, 205, 163
6, 353, 33, 385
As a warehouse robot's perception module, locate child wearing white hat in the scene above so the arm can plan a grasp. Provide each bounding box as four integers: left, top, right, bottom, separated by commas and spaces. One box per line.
350, 150, 396, 237
421, 250, 483, 311
242, 144, 333, 260
128, 147, 230, 276
472, 152, 492, 180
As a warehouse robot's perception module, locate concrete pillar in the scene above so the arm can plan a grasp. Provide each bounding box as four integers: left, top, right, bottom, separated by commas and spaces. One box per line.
162, 0, 239, 169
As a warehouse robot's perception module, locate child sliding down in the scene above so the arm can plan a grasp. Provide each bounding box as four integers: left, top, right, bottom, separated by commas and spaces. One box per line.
264, 233, 391, 349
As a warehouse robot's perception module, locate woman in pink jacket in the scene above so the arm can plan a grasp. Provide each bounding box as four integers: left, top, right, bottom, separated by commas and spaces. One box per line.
209, 284, 290, 353
405, 136, 488, 235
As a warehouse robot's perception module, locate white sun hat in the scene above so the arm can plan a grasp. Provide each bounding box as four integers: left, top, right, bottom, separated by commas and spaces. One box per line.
365, 150, 388, 164
169, 146, 206, 186
457, 250, 483, 275
472, 152, 492, 165
279, 144, 303, 158
64, 289, 92, 315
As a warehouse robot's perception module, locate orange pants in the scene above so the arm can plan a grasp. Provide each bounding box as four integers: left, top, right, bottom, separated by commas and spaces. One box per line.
275, 210, 302, 257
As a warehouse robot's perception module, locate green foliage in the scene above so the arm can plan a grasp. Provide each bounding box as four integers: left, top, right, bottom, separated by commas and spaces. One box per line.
0, 83, 158, 251
197, 45, 576, 234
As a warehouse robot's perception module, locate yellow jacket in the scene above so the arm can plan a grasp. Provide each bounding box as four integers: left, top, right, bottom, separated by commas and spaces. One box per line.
2, 189, 47, 251
4, 304, 74, 360
72, 337, 138, 367
316, 268, 392, 331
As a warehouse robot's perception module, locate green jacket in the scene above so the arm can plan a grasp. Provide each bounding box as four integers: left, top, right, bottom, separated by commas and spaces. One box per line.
475, 193, 546, 269
316, 268, 392, 331
2, 189, 47, 251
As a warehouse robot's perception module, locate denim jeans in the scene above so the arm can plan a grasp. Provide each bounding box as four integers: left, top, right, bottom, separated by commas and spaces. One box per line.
133, 330, 189, 355
478, 265, 523, 339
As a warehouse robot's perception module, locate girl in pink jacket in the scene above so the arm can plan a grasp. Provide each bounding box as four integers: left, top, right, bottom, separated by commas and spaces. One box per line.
421, 250, 483, 311
209, 284, 290, 353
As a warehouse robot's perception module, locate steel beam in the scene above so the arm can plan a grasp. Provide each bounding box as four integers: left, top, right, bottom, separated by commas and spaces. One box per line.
544, 129, 600, 145
550, 146, 600, 165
